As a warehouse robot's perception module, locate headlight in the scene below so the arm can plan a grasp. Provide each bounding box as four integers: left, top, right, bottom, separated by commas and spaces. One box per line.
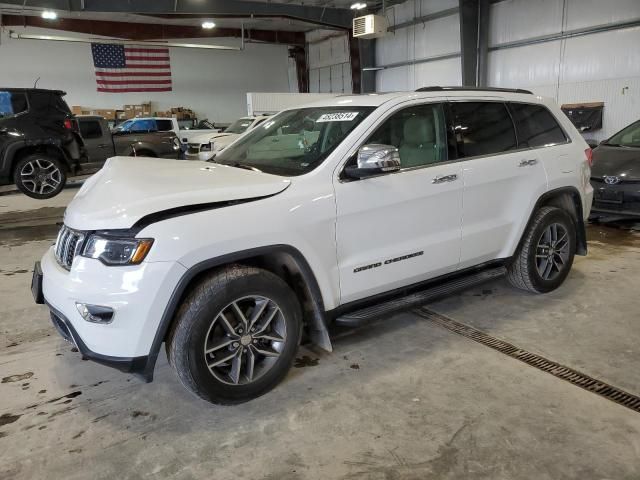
82, 235, 154, 266
201, 142, 212, 152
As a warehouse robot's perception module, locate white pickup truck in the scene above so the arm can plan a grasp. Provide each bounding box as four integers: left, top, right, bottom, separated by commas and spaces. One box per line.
185, 115, 270, 161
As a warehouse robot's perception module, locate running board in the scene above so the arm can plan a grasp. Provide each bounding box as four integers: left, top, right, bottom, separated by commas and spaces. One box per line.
335, 266, 506, 327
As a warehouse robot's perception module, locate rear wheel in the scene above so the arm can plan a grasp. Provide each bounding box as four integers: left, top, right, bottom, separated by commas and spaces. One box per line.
13, 154, 67, 199
507, 206, 576, 293
167, 265, 302, 404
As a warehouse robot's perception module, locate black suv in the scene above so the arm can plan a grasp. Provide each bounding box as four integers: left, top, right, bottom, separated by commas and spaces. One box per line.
0, 88, 85, 199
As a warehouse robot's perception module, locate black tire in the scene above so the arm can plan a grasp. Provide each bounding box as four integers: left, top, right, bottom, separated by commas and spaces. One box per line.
167, 265, 303, 405
507, 206, 577, 293
13, 154, 67, 199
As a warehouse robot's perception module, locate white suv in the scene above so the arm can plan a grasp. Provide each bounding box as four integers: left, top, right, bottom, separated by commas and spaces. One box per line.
32, 87, 593, 404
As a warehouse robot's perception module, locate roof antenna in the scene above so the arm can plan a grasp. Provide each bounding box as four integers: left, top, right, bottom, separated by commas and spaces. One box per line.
33, 77, 41, 88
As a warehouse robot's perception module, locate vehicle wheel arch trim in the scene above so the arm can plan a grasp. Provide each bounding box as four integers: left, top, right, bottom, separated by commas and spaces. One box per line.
140, 244, 330, 382
7, 142, 73, 174
518, 186, 587, 257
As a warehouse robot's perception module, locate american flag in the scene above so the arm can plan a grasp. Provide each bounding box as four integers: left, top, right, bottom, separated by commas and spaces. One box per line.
91, 43, 172, 93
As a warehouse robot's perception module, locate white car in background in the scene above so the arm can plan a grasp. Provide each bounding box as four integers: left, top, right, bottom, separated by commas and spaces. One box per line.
185, 115, 271, 161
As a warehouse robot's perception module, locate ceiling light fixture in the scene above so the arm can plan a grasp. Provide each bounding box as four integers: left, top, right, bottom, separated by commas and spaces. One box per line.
202, 21, 216, 29
350, 2, 367, 9
41, 10, 57, 20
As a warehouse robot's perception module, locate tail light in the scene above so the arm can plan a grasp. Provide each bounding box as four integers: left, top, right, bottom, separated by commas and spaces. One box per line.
63, 118, 79, 132
584, 148, 593, 167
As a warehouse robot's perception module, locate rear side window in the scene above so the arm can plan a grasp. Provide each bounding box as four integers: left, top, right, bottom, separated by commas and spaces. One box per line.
79, 120, 103, 139
156, 119, 173, 131
131, 119, 157, 132
451, 102, 517, 158
508, 103, 567, 147
0, 91, 28, 118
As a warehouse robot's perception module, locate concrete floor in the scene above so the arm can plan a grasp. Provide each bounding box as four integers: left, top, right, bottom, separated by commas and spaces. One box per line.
1, 188, 640, 479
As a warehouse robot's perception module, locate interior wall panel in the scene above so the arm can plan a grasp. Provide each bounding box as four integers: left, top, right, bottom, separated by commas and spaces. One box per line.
564, 0, 640, 30
487, 0, 640, 140
307, 30, 352, 93
374, 1, 461, 91
489, 0, 563, 46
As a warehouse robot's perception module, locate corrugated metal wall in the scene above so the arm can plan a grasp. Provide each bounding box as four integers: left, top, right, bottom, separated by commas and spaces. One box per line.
375, 0, 461, 91
488, 0, 640, 140
307, 30, 353, 93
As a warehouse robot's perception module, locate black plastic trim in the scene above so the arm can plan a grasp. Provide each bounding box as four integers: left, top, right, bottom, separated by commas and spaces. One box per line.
132, 192, 283, 230
327, 259, 509, 320
140, 244, 329, 381
46, 301, 150, 379
416, 86, 533, 94
521, 186, 588, 256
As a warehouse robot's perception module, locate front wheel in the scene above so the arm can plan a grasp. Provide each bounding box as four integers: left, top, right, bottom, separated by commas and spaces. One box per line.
13, 154, 67, 199
507, 206, 576, 293
167, 265, 302, 404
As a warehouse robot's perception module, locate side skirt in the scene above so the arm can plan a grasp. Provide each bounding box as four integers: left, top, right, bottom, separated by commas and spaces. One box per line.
330, 262, 508, 328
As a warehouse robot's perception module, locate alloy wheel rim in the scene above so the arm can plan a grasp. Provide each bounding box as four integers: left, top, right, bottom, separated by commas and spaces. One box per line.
203, 295, 286, 386
20, 159, 62, 195
535, 222, 570, 281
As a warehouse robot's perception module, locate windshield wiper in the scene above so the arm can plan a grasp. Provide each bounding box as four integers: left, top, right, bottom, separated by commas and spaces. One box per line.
225, 162, 262, 173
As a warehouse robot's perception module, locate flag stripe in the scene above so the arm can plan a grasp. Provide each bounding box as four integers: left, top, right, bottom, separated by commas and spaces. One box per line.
123, 48, 170, 54
125, 55, 170, 61
95, 71, 171, 77
96, 71, 171, 78
97, 79, 172, 85
122, 63, 169, 69
97, 87, 172, 92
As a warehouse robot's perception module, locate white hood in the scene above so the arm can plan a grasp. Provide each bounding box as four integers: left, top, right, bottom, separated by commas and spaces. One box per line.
190, 131, 238, 146
64, 157, 291, 230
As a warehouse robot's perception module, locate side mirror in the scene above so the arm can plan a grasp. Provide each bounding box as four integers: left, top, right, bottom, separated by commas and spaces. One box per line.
345, 144, 401, 179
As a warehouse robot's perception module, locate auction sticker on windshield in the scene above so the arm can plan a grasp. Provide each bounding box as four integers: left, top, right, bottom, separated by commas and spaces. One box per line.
317, 112, 359, 122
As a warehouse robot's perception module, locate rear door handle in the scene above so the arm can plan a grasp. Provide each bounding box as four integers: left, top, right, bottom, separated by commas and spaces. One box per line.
519, 159, 538, 167
432, 174, 458, 184
98, 144, 110, 148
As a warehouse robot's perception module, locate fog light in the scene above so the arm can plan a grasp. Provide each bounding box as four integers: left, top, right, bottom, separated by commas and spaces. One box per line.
76, 303, 115, 324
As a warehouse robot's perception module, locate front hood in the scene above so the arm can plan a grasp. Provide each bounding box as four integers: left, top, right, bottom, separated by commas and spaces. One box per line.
190, 132, 236, 144
592, 145, 640, 178
64, 157, 291, 230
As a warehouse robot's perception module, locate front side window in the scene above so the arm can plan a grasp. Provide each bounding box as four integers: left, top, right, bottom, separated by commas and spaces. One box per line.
451, 102, 517, 158
509, 103, 567, 148
79, 120, 103, 139
365, 103, 449, 168
606, 120, 640, 148
216, 107, 374, 176
0, 91, 28, 119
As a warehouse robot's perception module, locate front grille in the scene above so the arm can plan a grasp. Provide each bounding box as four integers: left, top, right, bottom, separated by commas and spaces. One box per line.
54, 225, 85, 270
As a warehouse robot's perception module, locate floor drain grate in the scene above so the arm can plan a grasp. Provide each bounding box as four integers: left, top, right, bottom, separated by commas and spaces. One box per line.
414, 307, 640, 414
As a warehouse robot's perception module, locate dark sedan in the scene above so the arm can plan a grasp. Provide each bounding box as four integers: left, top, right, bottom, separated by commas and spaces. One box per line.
590, 119, 640, 219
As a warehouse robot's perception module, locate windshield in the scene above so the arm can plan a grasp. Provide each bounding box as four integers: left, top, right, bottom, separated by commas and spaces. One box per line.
225, 118, 255, 134
215, 107, 375, 176
606, 120, 640, 147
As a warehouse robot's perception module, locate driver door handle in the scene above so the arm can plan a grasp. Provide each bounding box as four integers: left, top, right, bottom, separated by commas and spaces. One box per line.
519, 159, 538, 167
432, 174, 458, 184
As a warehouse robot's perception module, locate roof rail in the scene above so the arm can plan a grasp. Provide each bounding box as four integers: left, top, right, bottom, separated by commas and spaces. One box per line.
416, 86, 533, 94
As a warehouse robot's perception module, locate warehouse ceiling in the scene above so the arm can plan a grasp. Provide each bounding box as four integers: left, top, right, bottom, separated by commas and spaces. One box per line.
0, 0, 372, 31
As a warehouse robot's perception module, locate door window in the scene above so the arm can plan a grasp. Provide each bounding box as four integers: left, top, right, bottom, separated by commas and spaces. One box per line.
451, 102, 517, 158
366, 103, 448, 168
0, 91, 28, 118
79, 120, 103, 139
156, 119, 174, 131
508, 103, 567, 147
